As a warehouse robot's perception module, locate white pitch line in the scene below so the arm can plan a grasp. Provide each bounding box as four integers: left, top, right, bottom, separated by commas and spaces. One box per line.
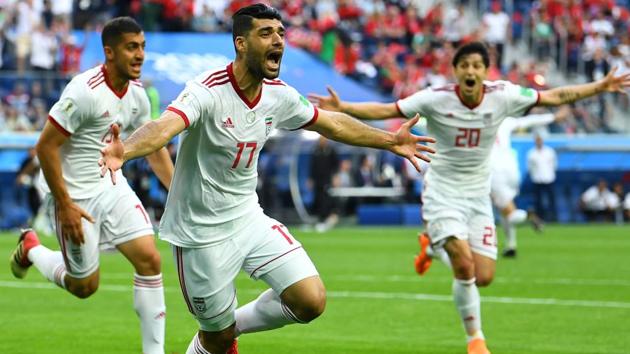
77, 273, 630, 287
324, 275, 630, 287
2, 280, 630, 309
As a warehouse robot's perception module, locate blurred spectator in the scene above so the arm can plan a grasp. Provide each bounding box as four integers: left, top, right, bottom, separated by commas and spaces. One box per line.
482, 1, 510, 69
3, 106, 33, 132
309, 136, 339, 232
15, 147, 41, 221
624, 192, 630, 221
5, 82, 30, 115
580, 179, 615, 221
12, 0, 41, 72
192, 4, 220, 32
354, 153, 377, 187
29, 22, 58, 71
58, 33, 85, 77
527, 134, 557, 221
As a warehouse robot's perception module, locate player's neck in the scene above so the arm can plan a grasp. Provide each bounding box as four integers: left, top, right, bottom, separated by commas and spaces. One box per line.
459, 89, 483, 107
231, 61, 262, 102
103, 63, 129, 93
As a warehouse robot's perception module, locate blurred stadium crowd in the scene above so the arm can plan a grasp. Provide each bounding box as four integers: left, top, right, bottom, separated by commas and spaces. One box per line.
1, 0, 630, 134
2, 0, 630, 228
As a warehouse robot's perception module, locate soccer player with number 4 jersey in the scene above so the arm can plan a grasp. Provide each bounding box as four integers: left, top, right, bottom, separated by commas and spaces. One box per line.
99, 4, 435, 354
309, 41, 630, 354
9, 17, 174, 353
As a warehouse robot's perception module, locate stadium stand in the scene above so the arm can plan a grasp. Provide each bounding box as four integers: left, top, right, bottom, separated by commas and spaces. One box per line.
1, 0, 630, 228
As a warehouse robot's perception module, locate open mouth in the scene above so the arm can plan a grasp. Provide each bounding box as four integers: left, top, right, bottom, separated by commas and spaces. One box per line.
266, 51, 282, 71
465, 79, 476, 87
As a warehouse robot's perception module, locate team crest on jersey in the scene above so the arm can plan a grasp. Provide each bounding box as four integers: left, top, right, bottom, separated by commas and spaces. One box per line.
265, 117, 273, 136
246, 111, 256, 124
192, 297, 206, 313
483, 112, 493, 126
222, 117, 235, 128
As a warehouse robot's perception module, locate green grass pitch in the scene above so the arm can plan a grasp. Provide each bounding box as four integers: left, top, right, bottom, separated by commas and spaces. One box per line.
1, 225, 629, 353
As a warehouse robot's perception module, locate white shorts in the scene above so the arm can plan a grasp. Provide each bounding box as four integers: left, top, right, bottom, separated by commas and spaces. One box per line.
45, 181, 154, 278
490, 168, 520, 209
172, 213, 319, 331
422, 185, 497, 260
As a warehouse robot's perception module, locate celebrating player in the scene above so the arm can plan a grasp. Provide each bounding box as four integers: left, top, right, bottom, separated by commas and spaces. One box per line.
309, 41, 630, 354
99, 4, 435, 354
9, 17, 173, 354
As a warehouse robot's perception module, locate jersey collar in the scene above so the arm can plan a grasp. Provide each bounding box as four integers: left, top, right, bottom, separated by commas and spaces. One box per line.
227, 62, 262, 110
455, 84, 484, 110
101, 65, 129, 99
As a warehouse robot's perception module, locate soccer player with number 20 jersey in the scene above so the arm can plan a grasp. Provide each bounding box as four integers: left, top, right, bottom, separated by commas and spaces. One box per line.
309, 41, 630, 354
99, 4, 435, 354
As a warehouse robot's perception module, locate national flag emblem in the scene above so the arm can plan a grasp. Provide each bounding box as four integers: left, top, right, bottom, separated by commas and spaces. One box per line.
222, 117, 235, 128
265, 117, 272, 135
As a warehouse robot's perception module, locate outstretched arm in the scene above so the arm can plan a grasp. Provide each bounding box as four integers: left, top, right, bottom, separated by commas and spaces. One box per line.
307, 109, 435, 172
308, 86, 401, 120
538, 67, 630, 106
99, 110, 186, 183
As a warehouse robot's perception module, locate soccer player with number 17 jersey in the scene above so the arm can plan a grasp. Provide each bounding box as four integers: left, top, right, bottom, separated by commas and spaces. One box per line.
309, 41, 630, 354
99, 4, 435, 354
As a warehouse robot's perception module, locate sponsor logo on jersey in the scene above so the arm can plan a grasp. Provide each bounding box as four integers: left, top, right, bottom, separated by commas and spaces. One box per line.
222, 117, 235, 128
265, 117, 273, 136
192, 297, 206, 313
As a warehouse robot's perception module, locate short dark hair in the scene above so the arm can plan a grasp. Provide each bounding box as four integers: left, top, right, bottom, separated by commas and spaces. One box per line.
232, 3, 282, 43
101, 16, 143, 47
452, 42, 490, 68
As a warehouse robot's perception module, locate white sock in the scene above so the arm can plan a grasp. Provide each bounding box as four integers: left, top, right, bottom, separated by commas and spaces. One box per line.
133, 273, 166, 354
507, 209, 527, 225
234, 288, 304, 336
502, 217, 517, 250
452, 278, 484, 342
28, 245, 66, 288
433, 247, 452, 269
186, 333, 210, 354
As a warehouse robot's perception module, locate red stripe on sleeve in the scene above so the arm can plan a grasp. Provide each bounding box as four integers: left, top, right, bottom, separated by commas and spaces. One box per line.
293, 106, 319, 130
48, 115, 71, 137
167, 106, 190, 128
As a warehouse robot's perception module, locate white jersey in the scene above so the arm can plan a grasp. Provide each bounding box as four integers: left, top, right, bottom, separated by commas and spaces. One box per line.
41, 65, 151, 199
491, 113, 555, 175
397, 80, 539, 197
161, 63, 318, 247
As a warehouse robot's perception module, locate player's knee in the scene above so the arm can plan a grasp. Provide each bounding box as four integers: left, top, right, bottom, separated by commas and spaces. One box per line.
475, 276, 493, 287
475, 270, 495, 287
69, 282, 99, 299
134, 251, 162, 275
290, 287, 327, 323
451, 255, 475, 279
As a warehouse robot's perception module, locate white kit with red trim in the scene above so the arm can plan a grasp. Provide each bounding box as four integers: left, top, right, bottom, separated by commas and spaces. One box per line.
41, 65, 151, 199
161, 63, 318, 247
396, 80, 539, 198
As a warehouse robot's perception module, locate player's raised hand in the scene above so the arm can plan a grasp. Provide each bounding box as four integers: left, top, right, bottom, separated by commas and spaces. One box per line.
599, 67, 630, 94
308, 86, 343, 112
58, 201, 95, 245
389, 114, 436, 172
98, 124, 124, 185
